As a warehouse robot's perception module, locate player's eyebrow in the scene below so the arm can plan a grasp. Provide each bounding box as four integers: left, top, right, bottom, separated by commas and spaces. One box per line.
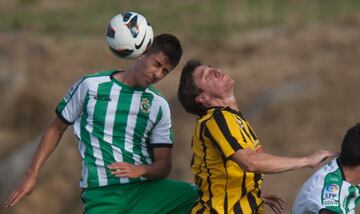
200, 65, 213, 77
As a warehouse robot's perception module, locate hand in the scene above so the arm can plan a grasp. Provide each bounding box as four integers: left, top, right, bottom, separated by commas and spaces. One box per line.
262, 193, 285, 214
108, 162, 146, 178
4, 172, 37, 207
307, 150, 337, 168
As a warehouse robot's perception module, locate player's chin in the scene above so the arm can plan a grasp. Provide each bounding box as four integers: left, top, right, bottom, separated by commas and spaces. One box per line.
225, 75, 235, 84
147, 79, 159, 85
222, 78, 234, 89
138, 80, 151, 87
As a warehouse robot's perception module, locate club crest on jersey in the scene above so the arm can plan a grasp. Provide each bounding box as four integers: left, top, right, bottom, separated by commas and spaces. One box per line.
140, 98, 151, 113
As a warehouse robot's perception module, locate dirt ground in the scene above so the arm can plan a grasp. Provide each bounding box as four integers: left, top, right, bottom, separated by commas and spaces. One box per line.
1, 14, 360, 213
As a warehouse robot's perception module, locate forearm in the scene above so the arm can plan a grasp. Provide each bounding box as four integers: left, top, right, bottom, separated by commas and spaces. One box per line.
108, 147, 172, 180
4, 117, 68, 208
232, 149, 315, 174
28, 129, 63, 173
244, 151, 309, 174
27, 117, 67, 174
233, 148, 334, 174
142, 158, 171, 180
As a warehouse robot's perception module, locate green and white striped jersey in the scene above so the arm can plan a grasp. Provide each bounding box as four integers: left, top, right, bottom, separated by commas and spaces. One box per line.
56, 70, 174, 188
292, 158, 360, 214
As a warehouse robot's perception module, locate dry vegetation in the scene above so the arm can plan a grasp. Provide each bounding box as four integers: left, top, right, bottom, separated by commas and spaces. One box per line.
1, 0, 360, 213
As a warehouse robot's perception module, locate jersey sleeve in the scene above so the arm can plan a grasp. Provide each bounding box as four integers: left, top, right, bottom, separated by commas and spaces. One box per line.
205, 109, 254, 158
149, 101, 174, 147
320, 183, 343, 213
55, 77, 88, 124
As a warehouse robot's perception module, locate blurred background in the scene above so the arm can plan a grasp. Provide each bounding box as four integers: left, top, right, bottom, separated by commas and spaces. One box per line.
1, 0, 360, 213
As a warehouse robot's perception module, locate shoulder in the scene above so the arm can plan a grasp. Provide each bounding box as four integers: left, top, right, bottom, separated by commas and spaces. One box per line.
213, 106, 239, 117
78, 70, 116, 86
83, 70, 116, 79
147, 85, 166, 99
146, 86, 169, 105
209, 107, 239, 123
320, 158, 342, 176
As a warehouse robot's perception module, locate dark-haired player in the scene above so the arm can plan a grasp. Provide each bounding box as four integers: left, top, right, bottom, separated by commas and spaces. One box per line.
5, 34, 198, 214
292, 124, 360, 214
177, 59, 335, 214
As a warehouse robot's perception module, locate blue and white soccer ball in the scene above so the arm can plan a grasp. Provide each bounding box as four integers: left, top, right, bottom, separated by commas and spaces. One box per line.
106, 12, 154, 59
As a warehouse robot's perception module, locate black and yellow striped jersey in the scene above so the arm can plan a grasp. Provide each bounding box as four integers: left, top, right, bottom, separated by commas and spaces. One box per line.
191, 106, 264, 214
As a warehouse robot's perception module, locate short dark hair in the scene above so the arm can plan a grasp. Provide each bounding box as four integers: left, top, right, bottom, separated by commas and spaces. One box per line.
177, 59, 207, 116
340, 123, 360, 166
146, 34, 182, 68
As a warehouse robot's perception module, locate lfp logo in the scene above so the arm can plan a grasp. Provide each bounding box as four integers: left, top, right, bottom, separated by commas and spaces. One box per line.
325, 184, 339, 193
324, 184, 339, 200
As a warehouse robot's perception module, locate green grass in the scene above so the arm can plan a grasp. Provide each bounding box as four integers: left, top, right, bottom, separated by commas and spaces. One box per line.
1, 0, 359, 44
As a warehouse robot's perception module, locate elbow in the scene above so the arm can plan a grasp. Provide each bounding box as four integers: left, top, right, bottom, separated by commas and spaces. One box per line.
241, 163, 256, 173
154, 162, 171, 179
232, 149, 262, 173
162, 164, 171, 177
241, 158, 261, 173
158, 167, 171, 178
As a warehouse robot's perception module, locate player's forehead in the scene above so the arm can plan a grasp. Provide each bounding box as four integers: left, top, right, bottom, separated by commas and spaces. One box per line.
149, 51, 173, 70
193, 64, 212, 77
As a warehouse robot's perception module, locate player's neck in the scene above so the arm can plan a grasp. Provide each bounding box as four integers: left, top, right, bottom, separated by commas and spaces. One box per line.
224, 89, 239, 111
113, 69, 138, 87
206, 95, 239, 111
223, 95, 239, 111
343, 166, 360, 185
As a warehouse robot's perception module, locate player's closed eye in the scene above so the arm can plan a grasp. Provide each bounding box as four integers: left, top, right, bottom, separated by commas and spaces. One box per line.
162, 69, 170, 75
152, 60, 161, 67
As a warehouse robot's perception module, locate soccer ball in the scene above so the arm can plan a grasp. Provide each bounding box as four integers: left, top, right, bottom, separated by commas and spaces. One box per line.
106, 12, 154, 59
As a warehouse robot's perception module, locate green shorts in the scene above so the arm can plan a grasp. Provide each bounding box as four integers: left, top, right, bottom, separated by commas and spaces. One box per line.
81, 179, 199, 214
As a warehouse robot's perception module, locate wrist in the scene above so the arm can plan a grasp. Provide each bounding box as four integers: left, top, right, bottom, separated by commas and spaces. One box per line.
139, 165, 147, 177
303, 156, 312, 168
26, 168, 39, 177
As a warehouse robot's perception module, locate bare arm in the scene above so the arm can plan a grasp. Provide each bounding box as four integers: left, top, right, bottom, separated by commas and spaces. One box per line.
108, 147, 172, 180
231, 148, 335, 174
4, 116, 68, 207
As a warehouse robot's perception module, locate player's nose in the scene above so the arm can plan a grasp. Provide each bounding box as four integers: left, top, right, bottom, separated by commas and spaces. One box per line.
153, 69, 164, 81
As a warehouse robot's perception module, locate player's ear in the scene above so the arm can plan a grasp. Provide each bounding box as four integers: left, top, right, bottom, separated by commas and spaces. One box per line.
195, 93, 209, 104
